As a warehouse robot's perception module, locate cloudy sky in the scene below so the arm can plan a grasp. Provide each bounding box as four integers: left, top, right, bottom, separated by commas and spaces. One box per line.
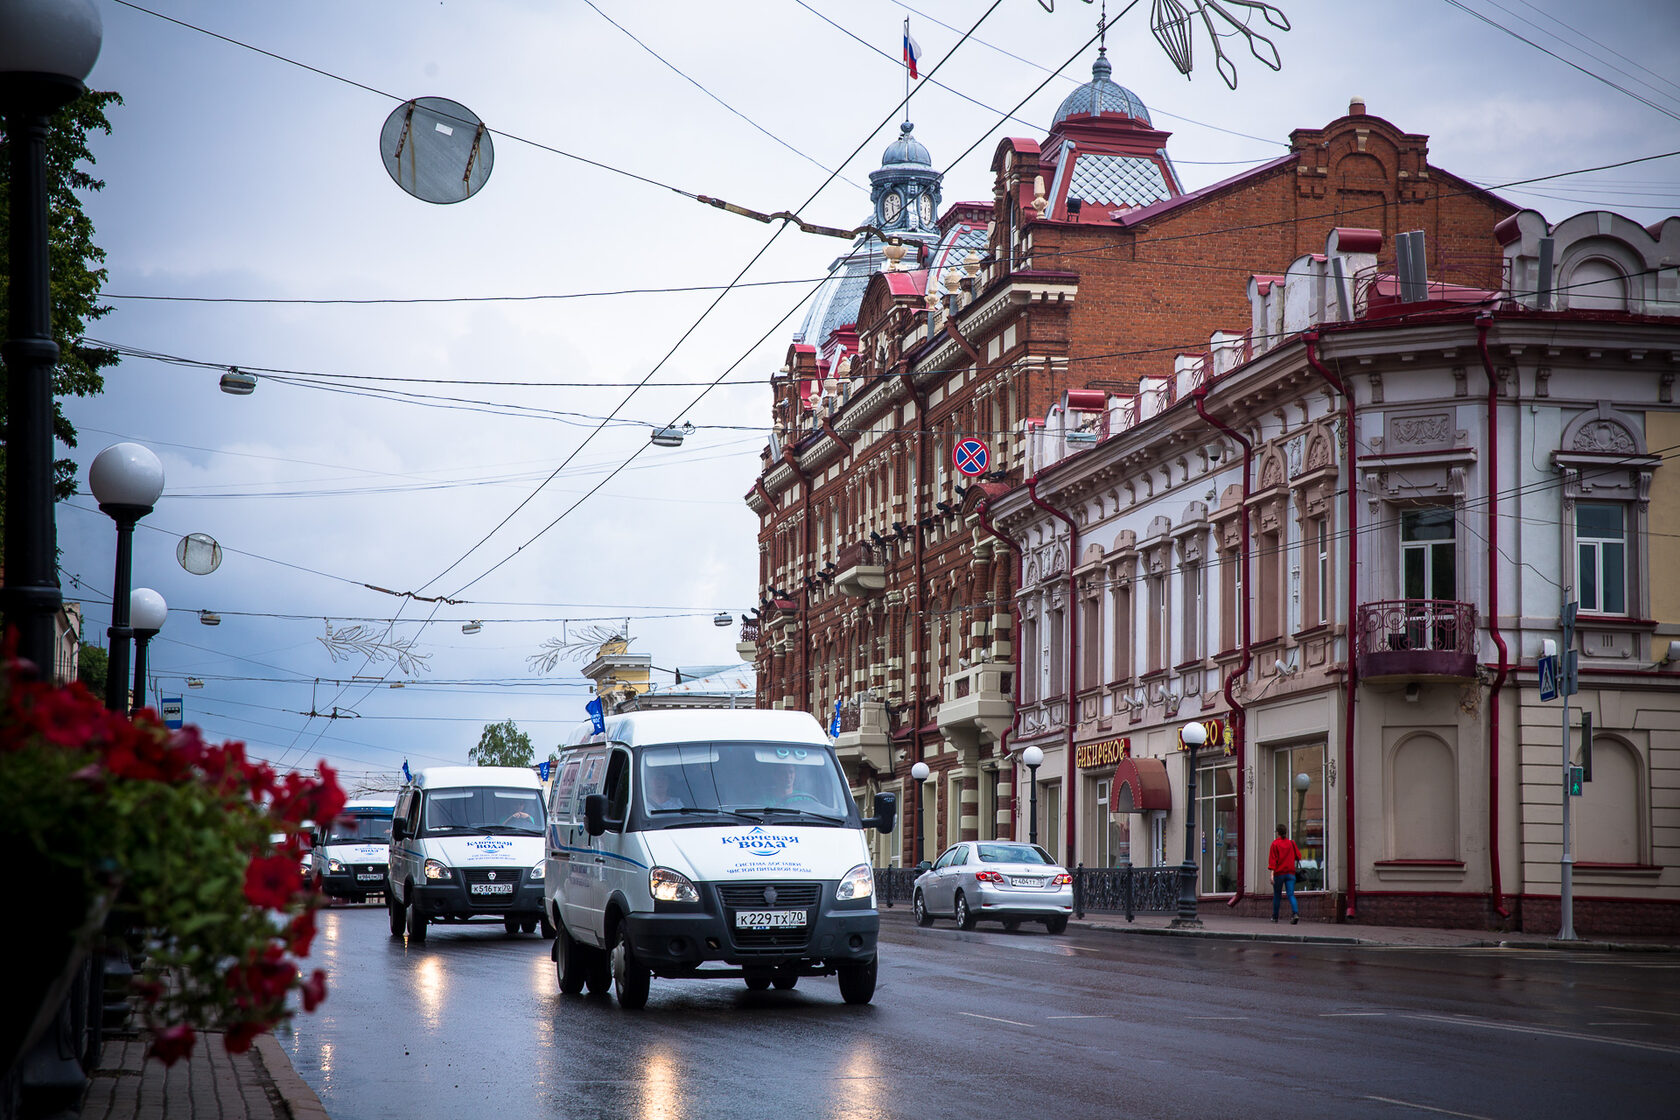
57, 0, 1679, 790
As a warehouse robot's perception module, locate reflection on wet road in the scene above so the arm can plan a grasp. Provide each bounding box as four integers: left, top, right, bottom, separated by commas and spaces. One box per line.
287, 908, 1679, 1120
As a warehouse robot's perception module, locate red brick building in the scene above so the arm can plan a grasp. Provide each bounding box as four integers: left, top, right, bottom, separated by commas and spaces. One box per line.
744, 53, 1518, 869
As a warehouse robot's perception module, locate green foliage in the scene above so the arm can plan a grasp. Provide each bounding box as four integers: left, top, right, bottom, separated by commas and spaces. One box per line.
0, 89, 122, 528
469, 719, 534, 767
77, 642, 107, 695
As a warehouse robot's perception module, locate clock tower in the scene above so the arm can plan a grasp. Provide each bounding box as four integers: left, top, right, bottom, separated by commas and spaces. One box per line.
870, 121, 943, 238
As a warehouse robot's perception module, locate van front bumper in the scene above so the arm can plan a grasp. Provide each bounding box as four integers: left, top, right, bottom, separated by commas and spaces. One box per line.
625, 894, 878, 970
411, 874, 545, 919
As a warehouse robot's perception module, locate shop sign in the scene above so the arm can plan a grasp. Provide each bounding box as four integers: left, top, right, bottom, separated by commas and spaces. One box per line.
1177, 718, 1225, 751
1075, 737, 1129, 769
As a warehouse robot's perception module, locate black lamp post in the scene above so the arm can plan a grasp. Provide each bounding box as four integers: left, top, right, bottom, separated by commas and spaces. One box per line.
1021, 746, 1044, 847
128, 587, 166, 715
1173, 720, 1208, 928
0, 0, 104, 677
89, 443, 165, 712
910, 761, 929, 863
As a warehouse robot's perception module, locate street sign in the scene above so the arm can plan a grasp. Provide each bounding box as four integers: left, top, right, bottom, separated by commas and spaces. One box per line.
952, 438, 989, 477
1562, 649, 1579, 696
160, 696, 183, 730
1537, 655, 1559, 702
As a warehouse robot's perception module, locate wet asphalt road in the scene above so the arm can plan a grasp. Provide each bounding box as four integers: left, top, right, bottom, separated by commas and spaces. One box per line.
284, 906, 1680, 1120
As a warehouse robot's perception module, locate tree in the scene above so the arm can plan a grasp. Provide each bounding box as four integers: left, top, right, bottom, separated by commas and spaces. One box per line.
77, 642, 107, 695
0, 89, 122, 541
468, 720, 533, 767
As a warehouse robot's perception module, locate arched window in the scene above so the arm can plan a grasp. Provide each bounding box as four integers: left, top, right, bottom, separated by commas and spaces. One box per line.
1388, 733, 1457, 860
1576, 737, 1643, 865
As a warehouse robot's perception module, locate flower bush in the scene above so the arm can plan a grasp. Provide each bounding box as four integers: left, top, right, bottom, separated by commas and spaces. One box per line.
1, 656, 344, 1065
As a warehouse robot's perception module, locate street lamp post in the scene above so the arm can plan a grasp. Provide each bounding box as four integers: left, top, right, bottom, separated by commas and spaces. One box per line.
1021, 746, 1044, 847
89, 443, 165, 713
0, 0, 104, 675
1173, 720, 1208, 929
128, 588, 166, 715
910, 761, 929, 864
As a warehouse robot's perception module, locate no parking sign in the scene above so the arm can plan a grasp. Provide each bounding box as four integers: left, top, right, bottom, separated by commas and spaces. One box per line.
952, 438, 989, 477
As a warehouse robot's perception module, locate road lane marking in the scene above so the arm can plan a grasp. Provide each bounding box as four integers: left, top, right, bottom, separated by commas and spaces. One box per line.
1047, 1015, 1115, 1019
959, 1012, 1034, 1028
1402, 1013, 1680, 1056
1320, 1011, 1387, 1017
1600, 1005, 1680, 1018
1364, 1095, 1500, 1119
1187, 1015, 1248, 1020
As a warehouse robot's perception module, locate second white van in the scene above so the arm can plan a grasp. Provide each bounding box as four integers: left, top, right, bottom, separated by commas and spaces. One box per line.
387, 766, 549, 942
543, 709, 896, 1008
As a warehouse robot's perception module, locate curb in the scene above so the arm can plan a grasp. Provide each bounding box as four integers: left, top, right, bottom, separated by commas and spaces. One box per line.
254, 1034, 330, 1120
1069, 919, 1364, 946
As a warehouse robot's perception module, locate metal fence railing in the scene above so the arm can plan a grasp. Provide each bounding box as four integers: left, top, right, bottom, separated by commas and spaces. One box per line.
873, 863, 1184, 919
1072, 864, 1184, 921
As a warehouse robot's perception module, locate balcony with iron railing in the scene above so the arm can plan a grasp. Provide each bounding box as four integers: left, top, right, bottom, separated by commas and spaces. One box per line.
833, 693, 891, 778
1355, 599, 1479, 681
833, 540, 887, 598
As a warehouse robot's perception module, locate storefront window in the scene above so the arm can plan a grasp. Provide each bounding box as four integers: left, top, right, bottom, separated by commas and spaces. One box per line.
1197, 760, 1238, 892
1274, 744, 1327, 890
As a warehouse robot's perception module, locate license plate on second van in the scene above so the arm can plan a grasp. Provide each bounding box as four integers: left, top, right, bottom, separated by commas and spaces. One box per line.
735, 909, 806, 930
470, 882, 514, 895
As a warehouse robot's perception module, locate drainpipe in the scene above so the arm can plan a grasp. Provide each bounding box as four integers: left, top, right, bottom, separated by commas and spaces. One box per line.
1475, 314, 1511, 919
784, 447, 813, 712
1028, 476, 1079, 861
1303, 330, 1359, 922
1193, 382, 1253, 909
910, 378, 931, 827
977, 493, 1024, 839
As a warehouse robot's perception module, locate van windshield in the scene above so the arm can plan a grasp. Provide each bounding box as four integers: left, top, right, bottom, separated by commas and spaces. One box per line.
324, 814, 393, 845
420, 788, 544, 836
637, 742, 853, 826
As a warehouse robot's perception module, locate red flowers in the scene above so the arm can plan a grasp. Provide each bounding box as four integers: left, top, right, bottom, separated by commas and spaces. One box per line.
2, 645, 346, 1068
148, 1023, 197, 1066
300, 969, 328, 1012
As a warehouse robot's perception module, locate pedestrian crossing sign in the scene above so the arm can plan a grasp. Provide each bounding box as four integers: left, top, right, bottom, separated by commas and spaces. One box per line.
1538, 654, 1558, 702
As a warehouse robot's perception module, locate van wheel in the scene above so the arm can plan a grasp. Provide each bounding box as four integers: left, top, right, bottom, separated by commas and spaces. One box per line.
585, 950, 611, 995
554, 926, 587, 995
387, 894, 405, 938
744, 976, 771, 991
504, 916, 521, 935
772, 974, 798, 991
611, 926, 650, 1010
406, 896, 427, 942
837, 956, 877, 1005
913, 890, 934, 927
521, 919, 538, 934
539, 912, 556, 939
954, 892, 977, 931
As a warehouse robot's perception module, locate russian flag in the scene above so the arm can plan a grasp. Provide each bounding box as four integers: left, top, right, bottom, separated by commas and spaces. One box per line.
903, 23, 922, 80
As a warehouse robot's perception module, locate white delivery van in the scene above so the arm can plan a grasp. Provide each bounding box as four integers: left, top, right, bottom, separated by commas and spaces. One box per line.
312, 796, 396, 903
387, 766, 549, 942
543, 709, 896, 1008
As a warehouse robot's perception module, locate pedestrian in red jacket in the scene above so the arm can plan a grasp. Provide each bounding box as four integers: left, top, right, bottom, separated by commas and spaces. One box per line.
1269, 823, 1301, 924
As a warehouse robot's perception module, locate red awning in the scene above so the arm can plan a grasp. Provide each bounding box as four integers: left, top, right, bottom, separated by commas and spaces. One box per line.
1110, 756, 1171, 813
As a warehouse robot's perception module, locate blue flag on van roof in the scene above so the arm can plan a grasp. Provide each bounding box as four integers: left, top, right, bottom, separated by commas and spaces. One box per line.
586, 696, 605, 734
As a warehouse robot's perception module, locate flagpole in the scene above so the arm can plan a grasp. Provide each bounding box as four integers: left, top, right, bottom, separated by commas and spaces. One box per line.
904, 18, 911, 123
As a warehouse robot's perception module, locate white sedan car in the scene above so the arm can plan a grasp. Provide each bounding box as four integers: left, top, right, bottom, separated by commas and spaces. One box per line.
912, 841, 1074, 933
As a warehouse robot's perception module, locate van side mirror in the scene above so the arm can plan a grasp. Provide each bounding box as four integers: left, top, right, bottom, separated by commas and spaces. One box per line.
863, 791, 897, 834
583, 793, 621, 836
391, 817, 408, 841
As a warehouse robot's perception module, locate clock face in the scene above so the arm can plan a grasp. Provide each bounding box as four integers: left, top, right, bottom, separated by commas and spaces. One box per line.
882, 191, 903, 223
918, 193, 934, 224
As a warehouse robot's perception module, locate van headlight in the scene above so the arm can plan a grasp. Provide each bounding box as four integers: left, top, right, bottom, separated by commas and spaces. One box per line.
326, 858, 344, 873
423, 858, 451, 881
836, 863, 875, 901
529, 860, 545, 881
650, 867, 698, 903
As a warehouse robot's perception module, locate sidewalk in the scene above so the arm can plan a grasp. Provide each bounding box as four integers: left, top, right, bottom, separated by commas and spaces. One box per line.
80, 1031, 326, 1120
884, 901, 1680, 952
